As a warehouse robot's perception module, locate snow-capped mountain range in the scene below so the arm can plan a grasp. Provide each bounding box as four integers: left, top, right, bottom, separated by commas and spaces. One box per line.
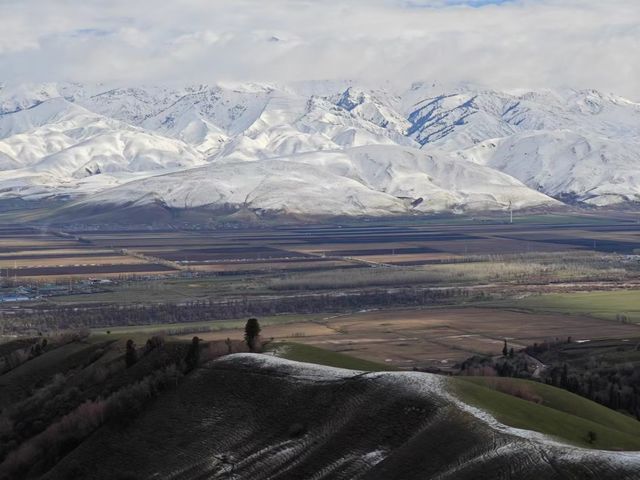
0, 80, 639, 218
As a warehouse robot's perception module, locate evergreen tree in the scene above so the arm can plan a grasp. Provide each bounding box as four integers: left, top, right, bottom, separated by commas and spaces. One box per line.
184, 336, 201, 372
125, 339, 137, 367
561, 364, 569, 388
245, 318, 261, 352
502, 339, 508, 357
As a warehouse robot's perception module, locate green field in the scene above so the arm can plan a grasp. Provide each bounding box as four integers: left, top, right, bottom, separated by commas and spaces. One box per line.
269, 342, 397, 371
505, 290, 640, 322
452, 377, 640, 450
50, 274, 270, 305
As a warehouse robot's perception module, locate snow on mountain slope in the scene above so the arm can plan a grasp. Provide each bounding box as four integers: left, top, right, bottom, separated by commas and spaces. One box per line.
0, 83, 62, 114
140, 84, 416, 161
30, 129, 203, 178
70, 85, 184, 125
278, 145, 556, 211
0, 94, 206, 200
403, 83, 640, 151
75, 158, 410, 216
0, 97, 92, 140
405, 90, 518, 150
0, 80, 639, 217
0, 97, 137, 170
74, 145, 556, 217
455, 131, 640, 206
333, 87, 411, 137
139, 84, 275, 156
0, 96, 202, 167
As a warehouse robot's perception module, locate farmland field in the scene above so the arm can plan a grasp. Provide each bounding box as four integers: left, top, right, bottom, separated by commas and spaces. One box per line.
501, 290, 640, 322
2, 214, 640, 371
3, 215, 640, 480
0, 226, 177, 280
1, 214, 639, 283
176, 307, 640, 369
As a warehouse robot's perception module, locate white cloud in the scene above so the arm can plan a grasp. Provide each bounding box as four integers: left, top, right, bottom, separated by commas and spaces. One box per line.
0, 0, 638, 98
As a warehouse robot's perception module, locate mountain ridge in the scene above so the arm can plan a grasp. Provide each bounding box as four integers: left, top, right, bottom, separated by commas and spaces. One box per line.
0, 81, 638, 221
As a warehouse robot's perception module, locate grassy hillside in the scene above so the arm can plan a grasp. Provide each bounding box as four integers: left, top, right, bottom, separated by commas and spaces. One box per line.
452, 376, 640, 450
43, 354, 640, 480
269, 342, 396, 371
0, 332, 193, 479
4, 334, 640, 479
271, 343, 640, 450
268, 343, 640, 450
0, 338, 110, 410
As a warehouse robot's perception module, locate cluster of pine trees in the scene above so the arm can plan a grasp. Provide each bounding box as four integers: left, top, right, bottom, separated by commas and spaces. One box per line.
460, 338, 640, 419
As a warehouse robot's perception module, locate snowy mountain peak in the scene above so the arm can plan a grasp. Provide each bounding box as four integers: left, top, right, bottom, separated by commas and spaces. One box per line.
0, 80, 638, 219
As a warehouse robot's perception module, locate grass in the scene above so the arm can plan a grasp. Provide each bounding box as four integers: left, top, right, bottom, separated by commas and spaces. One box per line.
50, 274, 272, 305
505, 290, 640, 322
269, 342, 397, 372
0, 339, 108, 409
91, 314, 328, 339
267, 343, 640, 450
269, 251, 630, 291
451, 376, 640, 451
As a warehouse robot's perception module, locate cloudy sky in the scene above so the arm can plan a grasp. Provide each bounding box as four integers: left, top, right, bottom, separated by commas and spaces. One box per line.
1, 0, 639, 98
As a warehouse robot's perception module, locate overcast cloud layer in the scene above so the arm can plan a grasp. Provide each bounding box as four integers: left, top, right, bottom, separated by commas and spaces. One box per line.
0, 0, 639, 98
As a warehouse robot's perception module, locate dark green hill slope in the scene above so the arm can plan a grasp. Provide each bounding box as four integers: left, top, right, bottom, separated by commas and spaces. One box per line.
43, 354, 640, 480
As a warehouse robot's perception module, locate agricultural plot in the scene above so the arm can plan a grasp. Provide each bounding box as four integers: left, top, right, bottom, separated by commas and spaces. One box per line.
0, 227, 177, 281
183, 307, 640, 369
5, 263, 176, 279
189, 259, 355, 274
1, 216, 639, 298
67, 217, 640, 276
504, 290, 640, 323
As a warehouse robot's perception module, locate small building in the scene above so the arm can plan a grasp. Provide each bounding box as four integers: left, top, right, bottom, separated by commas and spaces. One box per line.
0, 295, 31, 303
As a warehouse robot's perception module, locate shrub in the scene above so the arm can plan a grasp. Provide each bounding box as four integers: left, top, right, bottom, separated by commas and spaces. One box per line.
484, 378, 544, 405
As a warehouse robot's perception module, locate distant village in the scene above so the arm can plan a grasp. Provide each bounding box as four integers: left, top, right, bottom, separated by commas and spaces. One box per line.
0, 278, 115, 303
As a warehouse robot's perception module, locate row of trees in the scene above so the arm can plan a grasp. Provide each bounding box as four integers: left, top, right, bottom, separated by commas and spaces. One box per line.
0, 287, 475, 334
543, 362, 640, 418
463, 338, 640, 419
0, 315, 265, 478
0, 315, 264, 478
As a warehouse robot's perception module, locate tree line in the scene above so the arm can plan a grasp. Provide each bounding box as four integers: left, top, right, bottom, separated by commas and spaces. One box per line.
0, 317, 264, 478
0, 287, 481, 334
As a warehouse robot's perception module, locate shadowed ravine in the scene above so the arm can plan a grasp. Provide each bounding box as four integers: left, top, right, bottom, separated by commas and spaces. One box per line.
45, 354, 640, 480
